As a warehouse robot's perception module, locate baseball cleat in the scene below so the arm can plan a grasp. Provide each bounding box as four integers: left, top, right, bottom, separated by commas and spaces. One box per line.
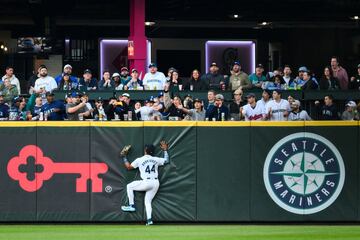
121, 205, 136, 212
120, 145, 132, 156
146, 219, 153, 226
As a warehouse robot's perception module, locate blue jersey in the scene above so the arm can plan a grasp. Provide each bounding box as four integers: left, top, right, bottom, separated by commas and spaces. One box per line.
0, 103, 9, 118
41, 100, 65, 120
55, 74, 78, 85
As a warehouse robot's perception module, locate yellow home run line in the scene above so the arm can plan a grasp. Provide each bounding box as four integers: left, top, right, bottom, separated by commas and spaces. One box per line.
0, 121, 358, 127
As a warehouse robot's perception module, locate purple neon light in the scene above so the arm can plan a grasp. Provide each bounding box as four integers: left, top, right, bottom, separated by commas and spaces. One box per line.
99, 39, 151, 75
205, 40, 256, 73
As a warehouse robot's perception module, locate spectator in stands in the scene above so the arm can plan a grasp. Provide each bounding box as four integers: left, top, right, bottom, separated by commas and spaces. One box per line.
331, 56, 348, 90
126, 69, 143, 90
98, 70, 114, 90
240, 93, 265, 121
135, 97, 161, 121
178, 98, 205, 121
93, 97, 107, 121
9, 96, 27, 121
184, 69, 207, 91
349, 64, 360, 90
228, 61, 251, 91
0, 78, 19, 105
282, 65, 294, 87
28, 65, 44, 94
55, 64, 78, 86
315, 95, 340, 120
263, 75, 286, 90
66, 92, 92, 121
106, 93, 131, 121
265, 90, 291, 121
249, 64, 266, 89
2, 66, 20, 94
205, 89, 216, 107
58, 73, 77, 91
287, 95, 295, 104
183, 94, 193, 110
34, 66, 57, 94
142, 63, 166, 90
164, 94, 186, 120
79, 69, 97, 91
301, 71, 319, 90
201, 62, 225, 90
341, 101, 359, 120
120, 67, 131, 86
81, 92, 94, 119
0, 92, 9, 120
169, 69, 183, 93
228, 88, 245, 121
288, 100, 311, 121
319, 66, 340, 90
294, 66, 307, 88
112, 73, 122, 90
165, 67, 176, 82
30, 96, 42, 120
41, 92, 65, 120
257, 89, 271, 110
207, 94, 229, 121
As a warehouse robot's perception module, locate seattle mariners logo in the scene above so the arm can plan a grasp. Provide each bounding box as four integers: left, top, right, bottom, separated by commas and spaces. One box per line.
263, 132, 345, 214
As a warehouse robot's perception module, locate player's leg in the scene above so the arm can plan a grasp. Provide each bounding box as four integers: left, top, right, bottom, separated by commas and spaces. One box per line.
144, 181, 160, 225
122, 180, 148, 212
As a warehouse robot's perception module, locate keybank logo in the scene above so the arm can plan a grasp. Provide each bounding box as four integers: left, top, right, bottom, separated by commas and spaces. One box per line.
263, 132, 345, 214
7, 145, 108, 192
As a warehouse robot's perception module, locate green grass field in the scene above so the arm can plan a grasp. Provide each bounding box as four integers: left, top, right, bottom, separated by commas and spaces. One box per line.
0, 225, 360, 240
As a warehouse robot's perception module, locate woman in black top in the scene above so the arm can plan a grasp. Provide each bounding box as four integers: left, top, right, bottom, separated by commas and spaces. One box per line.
184, 69, 208, 91
319, 66, 340, 90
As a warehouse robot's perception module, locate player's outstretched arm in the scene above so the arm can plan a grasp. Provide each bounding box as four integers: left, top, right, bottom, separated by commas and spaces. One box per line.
160, 140, 170, 164
120, 145, 134, 170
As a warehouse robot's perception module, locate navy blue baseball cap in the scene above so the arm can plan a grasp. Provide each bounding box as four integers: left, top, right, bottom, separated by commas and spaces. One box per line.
71, 92, 80, 98
148, 63, 157, 68
233, 61, 240, 66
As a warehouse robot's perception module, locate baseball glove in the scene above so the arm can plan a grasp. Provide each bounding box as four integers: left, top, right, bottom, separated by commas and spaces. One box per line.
120, 145, 132, 156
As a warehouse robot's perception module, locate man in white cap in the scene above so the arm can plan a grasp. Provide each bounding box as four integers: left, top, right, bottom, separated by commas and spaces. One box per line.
55, 64, 78, 85
288, 100, 311, 121
341, 101, 359, 120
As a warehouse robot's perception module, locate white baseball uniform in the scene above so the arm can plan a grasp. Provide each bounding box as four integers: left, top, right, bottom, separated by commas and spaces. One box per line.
126, 152, 168, 220
265, 99, 291, 121
242, 103, 265, 121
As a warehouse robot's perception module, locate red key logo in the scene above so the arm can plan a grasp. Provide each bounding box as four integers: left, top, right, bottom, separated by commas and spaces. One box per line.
7, 145, 108, 192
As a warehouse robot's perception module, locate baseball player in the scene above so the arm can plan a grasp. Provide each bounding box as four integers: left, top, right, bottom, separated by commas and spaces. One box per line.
120, 141, 169, 225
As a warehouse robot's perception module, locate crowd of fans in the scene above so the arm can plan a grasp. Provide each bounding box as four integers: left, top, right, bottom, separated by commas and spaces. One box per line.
0, 56, 359, 121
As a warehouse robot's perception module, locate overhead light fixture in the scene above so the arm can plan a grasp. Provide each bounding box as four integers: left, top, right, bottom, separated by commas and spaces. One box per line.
145, 21, 156, 26
350, 15, 359, 20
4, 47, 8, 51
0, 45, 4, 49
233, 14, 239, 18
260, 21, 269, 26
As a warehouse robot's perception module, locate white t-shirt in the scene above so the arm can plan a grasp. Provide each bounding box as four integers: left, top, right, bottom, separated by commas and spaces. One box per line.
256, 98, 270, 111
34, 76, 57, 92
142, 72, 166, 90
288, 110, 312, 121
242, 103, 265, 121
135, 106, 155, 121
266, 99, 291, 121
131, 154, 166, 179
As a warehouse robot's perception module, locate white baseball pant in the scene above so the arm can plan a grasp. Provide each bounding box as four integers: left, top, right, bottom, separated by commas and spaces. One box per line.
127, 179, 160, 220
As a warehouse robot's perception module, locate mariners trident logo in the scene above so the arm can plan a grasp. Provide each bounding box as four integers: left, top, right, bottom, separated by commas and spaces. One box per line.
263, 132, 345, 214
